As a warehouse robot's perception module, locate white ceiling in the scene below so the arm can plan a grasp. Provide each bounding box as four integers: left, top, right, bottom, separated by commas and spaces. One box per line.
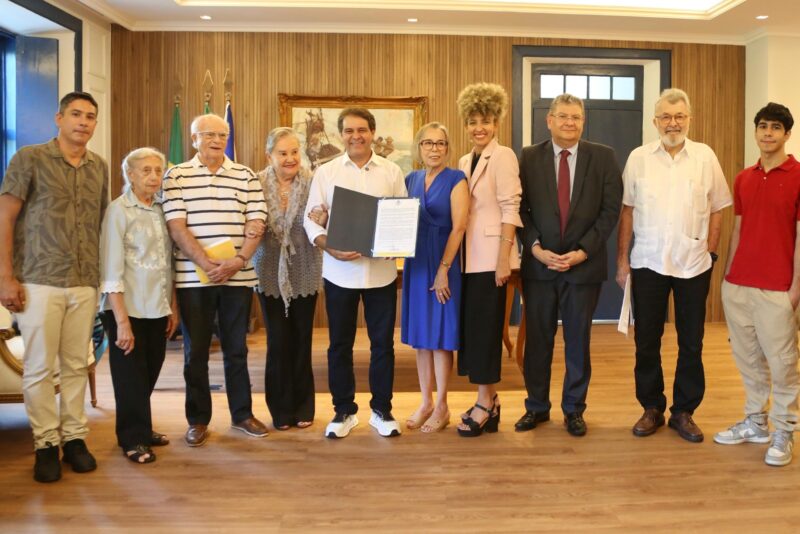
75, 0, 799, 44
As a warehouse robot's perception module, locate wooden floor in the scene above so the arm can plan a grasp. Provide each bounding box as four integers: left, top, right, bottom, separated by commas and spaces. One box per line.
2, 323, 799, 533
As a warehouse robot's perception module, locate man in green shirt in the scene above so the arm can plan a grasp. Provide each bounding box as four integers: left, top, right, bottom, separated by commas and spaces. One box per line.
0, 92, 109, 483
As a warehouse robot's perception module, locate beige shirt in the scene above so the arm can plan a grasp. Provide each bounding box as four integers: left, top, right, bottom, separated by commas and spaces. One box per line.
1, 138, 109, 288
622, 139, 731, 278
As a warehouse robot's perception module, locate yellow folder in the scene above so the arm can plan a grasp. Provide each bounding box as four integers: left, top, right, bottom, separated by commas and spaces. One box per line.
195, 237, 237, 284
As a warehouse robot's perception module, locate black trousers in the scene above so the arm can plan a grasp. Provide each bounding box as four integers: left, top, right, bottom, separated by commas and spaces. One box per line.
178, 285, 254, 425
324, 279, 396, 416
522, 277, 601, 415
631, 267, 712, 415
101, 312, 167, 450
257, 292, 317, 427
457, 271, 507, 385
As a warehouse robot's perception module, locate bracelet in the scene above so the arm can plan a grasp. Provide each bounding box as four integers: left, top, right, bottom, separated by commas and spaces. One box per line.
500, 236, 513, 243
440, 260, 451, 268
235, 254, 248, 263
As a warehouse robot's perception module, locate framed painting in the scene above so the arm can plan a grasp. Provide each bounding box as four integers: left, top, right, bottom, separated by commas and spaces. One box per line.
278, 94, 428, 174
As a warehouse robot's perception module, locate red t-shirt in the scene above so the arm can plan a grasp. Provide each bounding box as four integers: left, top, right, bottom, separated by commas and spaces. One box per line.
726, 155, 800, 290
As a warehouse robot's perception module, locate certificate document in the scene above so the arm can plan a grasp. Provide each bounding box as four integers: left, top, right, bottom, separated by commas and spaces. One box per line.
327, 186, 420, 257
372, 198, 420, 257
617, 274, 633, 336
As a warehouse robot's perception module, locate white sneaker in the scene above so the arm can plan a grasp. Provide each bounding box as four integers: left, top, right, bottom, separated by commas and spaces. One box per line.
765, 430, 794, 467
369, 410, 401, 437
713, 415, 770, 445
325, 413, 358, 439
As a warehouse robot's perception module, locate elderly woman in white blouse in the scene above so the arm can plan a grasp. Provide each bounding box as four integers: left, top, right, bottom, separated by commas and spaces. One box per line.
99, 147, 178, 464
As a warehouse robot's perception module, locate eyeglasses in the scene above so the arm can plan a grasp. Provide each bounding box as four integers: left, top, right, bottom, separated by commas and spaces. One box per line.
197, 131, 230, 141
551, 113, 584, 123
655, 114, 689, 125
419, 140, 448, 150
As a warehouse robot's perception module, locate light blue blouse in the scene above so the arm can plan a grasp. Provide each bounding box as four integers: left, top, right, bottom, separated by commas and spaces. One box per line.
99, 188, 173, 318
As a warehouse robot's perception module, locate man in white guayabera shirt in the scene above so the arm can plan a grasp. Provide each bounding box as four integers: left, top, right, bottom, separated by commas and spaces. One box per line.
617, 88, 731, 443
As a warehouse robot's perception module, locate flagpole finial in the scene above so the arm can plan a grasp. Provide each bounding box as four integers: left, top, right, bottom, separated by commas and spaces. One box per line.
202, 70, 214, 112
223, 69, 233, 104
173, 76, 183, 106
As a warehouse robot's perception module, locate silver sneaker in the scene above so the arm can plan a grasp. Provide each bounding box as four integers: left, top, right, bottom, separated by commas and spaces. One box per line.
713, 416, 770, 445
325, 413, 358, 439
765, 430, 794, 467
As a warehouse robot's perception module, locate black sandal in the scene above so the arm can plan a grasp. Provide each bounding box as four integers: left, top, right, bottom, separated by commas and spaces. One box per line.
460, 394, 499, 422
457, 402, 499, 437
150, 432, 170, 446
125, 445, 156, 464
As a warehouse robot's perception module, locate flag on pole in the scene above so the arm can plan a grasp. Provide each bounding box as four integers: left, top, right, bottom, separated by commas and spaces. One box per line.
223, 100, 236, 162
204, 101, 211, 114
168, 102, 184, 167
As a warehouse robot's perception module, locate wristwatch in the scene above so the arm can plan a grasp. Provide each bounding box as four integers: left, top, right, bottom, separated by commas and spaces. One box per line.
709, 252, 719, 263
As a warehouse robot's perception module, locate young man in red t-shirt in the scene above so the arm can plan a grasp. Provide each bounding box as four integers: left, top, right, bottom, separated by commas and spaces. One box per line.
715, 102, 800, 467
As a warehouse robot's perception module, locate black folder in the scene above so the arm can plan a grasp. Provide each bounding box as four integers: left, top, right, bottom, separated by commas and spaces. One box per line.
326, 186, 417, 257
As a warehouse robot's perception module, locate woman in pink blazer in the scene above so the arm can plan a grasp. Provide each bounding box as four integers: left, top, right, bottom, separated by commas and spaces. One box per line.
455, 83, 523, 437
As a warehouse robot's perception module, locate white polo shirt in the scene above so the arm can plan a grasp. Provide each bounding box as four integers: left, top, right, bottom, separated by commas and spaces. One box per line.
303, 151, 407, 289
622, 138, 732, 278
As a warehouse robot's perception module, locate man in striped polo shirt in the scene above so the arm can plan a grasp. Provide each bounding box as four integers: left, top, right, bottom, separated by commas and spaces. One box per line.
163, 113, 268, 447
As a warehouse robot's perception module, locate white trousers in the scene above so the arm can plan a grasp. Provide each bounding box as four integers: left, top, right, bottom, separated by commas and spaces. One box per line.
15, 284, 97, 449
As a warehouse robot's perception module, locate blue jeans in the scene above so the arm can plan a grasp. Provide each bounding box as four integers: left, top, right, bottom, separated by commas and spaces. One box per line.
178, 285, 254, 425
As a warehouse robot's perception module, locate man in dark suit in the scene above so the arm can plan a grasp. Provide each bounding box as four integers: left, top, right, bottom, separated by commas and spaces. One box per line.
516, 93, 622, 436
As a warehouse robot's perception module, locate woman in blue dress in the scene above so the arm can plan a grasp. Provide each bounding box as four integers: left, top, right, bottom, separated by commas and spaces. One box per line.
401, 122, 469, 433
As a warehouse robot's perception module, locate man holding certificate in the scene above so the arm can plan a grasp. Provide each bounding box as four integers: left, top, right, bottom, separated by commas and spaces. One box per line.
304, 108, 407, 439
162, 113, 268, 447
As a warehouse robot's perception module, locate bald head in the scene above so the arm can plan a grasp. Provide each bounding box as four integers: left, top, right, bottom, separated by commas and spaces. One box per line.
191, 114, 228, 136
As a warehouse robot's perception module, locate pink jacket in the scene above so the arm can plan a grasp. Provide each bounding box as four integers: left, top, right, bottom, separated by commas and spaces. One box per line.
458, 138, 523, 274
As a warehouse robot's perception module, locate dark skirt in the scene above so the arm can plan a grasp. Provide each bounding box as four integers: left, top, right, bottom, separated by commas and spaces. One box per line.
457, 271, 507, 385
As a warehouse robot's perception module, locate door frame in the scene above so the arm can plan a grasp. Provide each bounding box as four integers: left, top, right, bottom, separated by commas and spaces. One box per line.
9, 0, 83, 90
512, 46, 671, 156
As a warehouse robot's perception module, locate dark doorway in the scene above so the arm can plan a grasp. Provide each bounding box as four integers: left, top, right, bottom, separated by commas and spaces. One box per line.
531, 63, 643, 321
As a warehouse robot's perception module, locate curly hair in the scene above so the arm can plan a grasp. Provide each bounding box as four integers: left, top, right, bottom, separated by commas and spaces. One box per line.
456, 83, 508, 124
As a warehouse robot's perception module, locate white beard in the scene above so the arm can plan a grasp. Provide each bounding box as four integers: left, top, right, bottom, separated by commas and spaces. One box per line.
660, 133, 686, 148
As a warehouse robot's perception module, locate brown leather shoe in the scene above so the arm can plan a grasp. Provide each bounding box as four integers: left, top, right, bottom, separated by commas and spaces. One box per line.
231, 417, 269, 438
632, 408, 665, 437
184, 424, 209, 447
668, 412, 704, 443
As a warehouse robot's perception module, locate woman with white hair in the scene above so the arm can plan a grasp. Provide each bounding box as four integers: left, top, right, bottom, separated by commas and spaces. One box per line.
252, 127, 322, 430
99, 147, 178, 464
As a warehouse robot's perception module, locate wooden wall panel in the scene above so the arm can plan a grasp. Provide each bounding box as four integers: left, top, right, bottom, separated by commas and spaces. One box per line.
111, 28, 744, 322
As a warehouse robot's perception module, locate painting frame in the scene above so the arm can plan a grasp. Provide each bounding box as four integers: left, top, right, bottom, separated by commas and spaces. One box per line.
278, 94, 428, 174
